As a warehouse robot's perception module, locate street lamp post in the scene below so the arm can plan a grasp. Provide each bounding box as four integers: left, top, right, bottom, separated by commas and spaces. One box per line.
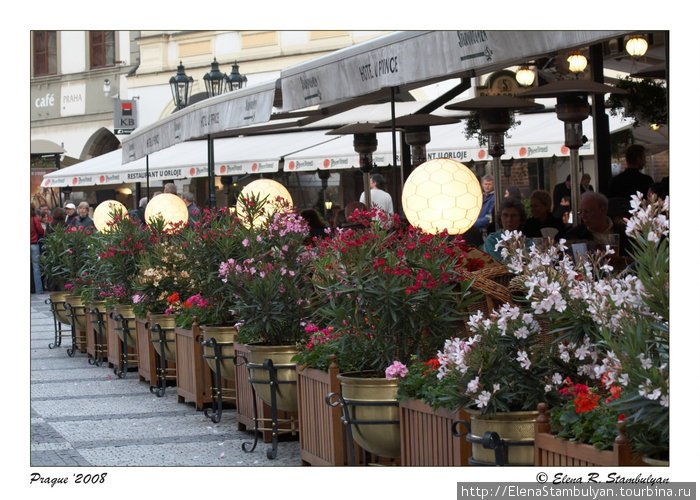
226, 61, 248, 92
169, 61, 194, 110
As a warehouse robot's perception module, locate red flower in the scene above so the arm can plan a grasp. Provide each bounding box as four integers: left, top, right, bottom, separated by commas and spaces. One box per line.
618, 414, 626, 422
166, 292, 180, 304
573, 392, 599, 414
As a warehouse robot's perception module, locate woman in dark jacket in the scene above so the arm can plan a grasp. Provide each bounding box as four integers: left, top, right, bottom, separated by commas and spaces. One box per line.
522, 190, 565, 239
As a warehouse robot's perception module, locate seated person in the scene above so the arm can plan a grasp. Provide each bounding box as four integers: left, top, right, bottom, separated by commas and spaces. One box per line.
565, 191, 629, 257
483, 198, 533, 262
522, 190, 565, 240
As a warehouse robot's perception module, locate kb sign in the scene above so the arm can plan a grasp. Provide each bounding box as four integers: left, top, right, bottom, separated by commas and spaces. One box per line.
113, 99, 138, 135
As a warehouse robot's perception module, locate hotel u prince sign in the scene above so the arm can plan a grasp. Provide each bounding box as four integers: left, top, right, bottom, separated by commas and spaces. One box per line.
114, 99, 138, 135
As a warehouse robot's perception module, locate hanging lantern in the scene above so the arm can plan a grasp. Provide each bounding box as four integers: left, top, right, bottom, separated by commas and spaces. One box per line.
567, 50, 588, 73
145, 193, 189, 230
515, 66, 536, 86
626, 35, 648, 57
401, 158, 483, 235
93, 200, 128, 233
236, 179, 293, 227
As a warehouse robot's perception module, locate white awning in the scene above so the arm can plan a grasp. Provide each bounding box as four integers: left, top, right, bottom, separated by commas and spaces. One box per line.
121, 80, 278, 163
285, 131, 402, 172
43, 130, 337, 188
280, 30, 629, 112
284, 112, 638, 171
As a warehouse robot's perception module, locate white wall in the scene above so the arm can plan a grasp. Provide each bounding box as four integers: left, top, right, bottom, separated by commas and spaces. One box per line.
60, 31, 86, 75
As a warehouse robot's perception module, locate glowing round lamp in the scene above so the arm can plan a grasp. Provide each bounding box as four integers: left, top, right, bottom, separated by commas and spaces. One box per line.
626, 35, 648, 57
236, 179, 293, 227
93, 200, 128, 233
567, 50, 588, 73
515, 66, 535, 86
401, 158, 483, 235
145, 193, 189, 230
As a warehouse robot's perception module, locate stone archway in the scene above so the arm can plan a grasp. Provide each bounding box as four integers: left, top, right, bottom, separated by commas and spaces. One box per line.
80, 127, 121, 160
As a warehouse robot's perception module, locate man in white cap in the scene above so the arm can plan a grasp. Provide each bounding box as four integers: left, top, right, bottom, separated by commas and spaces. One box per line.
64, 202, 77, 225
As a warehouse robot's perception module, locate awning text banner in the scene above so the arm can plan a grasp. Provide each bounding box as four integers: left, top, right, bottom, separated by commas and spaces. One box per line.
121, 81, 277, 163
280, 30, 627, 112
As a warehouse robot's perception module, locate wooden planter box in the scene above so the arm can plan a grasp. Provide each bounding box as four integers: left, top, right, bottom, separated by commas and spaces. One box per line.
135, 316, 156, 385
399, 398, 471, 466
296, 357, 398, 466
233, 341, 297, 444
85, 308, 108, 364
534, 403, 644, 466
174, 323, 235, 410
106, 309, 120, 367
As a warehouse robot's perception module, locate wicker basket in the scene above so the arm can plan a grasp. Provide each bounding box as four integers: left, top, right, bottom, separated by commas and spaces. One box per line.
462, 264, 514, 315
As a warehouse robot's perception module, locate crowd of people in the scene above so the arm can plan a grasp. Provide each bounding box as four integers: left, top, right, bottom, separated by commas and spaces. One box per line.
32, 144, 667, 293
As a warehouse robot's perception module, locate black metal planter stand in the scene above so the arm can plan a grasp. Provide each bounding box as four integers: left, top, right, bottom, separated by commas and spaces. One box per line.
240, 355, 298, 460
112, 311, 137, 378
325, 392, 399, 466
149, 323, 176, 397
64, 301, 86, 358
200, 337, 237, 424
46, 297, 70, 349
451, 419, 532, 466
87, 307, 107, 367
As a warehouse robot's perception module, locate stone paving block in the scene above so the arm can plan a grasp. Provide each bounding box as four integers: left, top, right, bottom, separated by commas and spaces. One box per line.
31, 378, 149, 398
77, 439, 301, 466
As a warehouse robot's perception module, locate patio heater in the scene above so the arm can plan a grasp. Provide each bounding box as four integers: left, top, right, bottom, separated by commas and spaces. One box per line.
327, 123, 382, 210
520, 80, 626, 225
317, 169, 330, 219
445, 95, 543, 225
375, 113, 461, 174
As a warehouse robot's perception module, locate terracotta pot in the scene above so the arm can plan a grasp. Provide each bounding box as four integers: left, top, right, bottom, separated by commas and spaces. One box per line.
245, 343, 298, 412
337, 371, 400, 459
200, 324, 237, 382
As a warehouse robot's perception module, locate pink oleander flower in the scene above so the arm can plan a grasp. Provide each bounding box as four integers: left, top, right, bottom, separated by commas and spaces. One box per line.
385, 360, 408, 380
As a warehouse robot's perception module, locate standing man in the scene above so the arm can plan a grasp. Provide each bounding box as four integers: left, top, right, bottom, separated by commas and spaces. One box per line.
359, 173, 394, 219
163, 182, 178, 195
608, 144, 653, 209
182, 192, 200, 225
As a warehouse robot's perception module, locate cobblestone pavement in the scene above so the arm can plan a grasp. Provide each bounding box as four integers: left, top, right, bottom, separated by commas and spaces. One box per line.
29, 293, 301, 470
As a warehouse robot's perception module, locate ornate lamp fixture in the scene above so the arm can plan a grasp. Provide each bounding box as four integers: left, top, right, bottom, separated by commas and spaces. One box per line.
626, 35, 648, 57
203, 58, 227, 98
520, 79, 626, 224
169, 61, 194, 110
567, 50, 588, 73
445, 95, 543, 223
515, 66, 536, 87
226, 61, 248, 91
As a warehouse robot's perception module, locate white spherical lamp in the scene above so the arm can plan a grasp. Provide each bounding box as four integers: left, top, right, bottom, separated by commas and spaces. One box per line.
93, 200, 128, 233
401, 158, 483, 235
145, 193, 189, 230
236, 178, 293, 227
